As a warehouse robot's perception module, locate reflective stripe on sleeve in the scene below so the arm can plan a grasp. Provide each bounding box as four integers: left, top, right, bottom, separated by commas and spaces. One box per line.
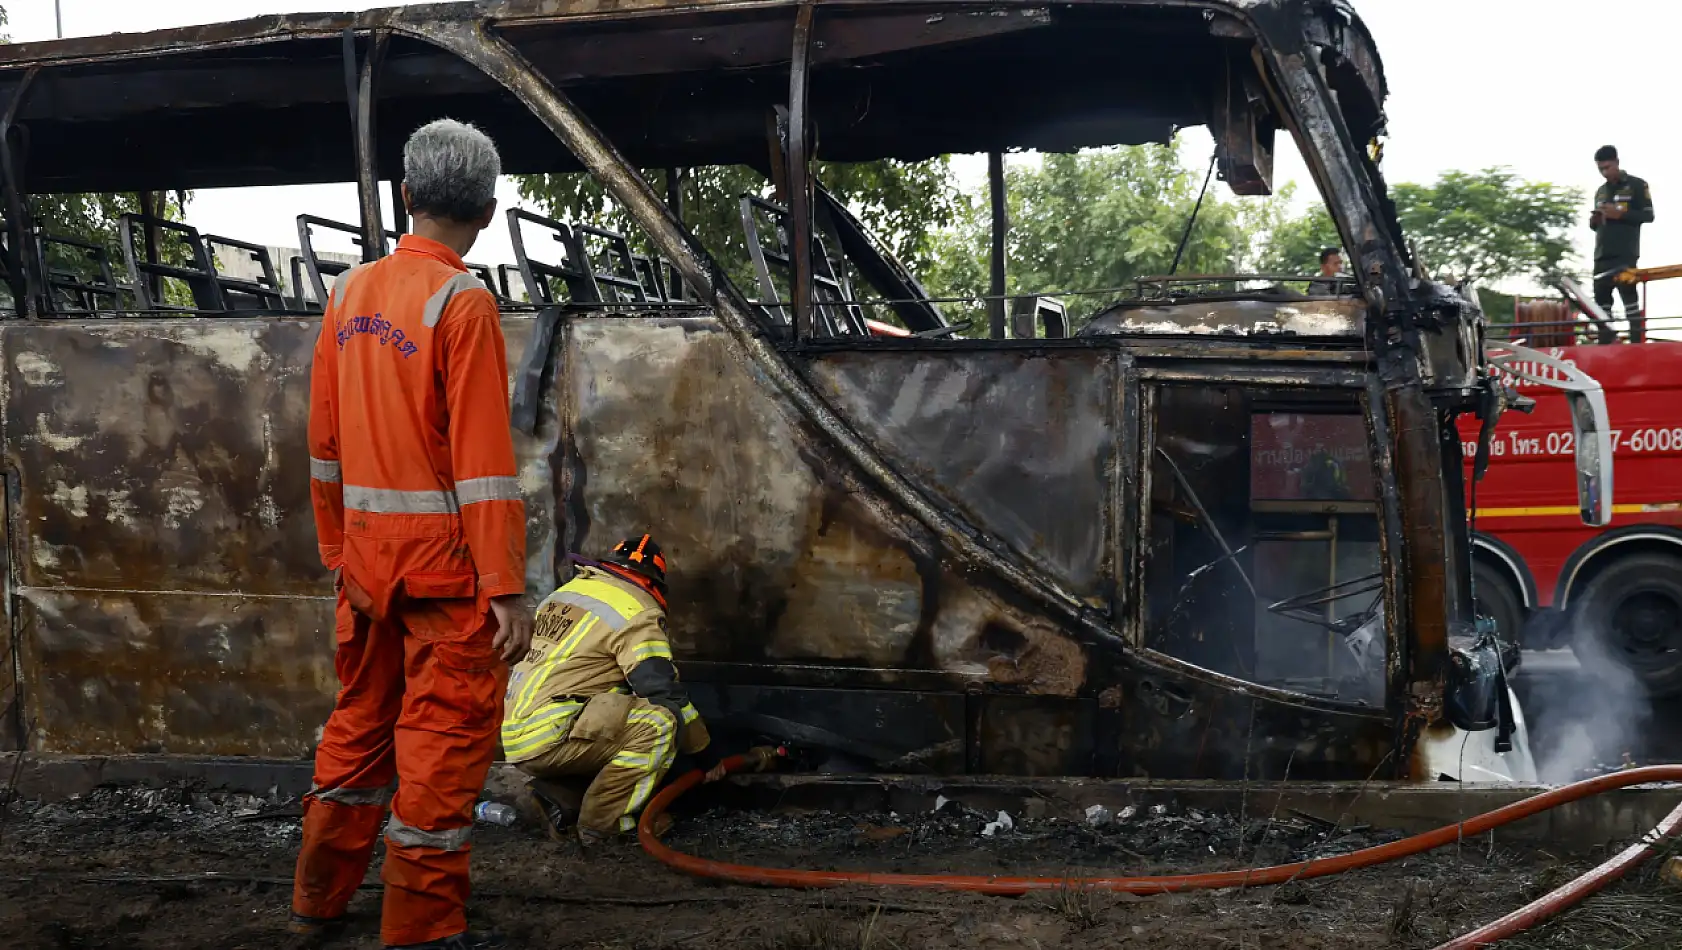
310, 458, 342, 483
628, 640, 673, 663
329, 263, 370, 311
457, 475, 522, 506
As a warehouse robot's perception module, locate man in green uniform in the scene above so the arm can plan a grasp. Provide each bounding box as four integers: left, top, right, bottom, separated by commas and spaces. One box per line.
1589, 145, 1654, 343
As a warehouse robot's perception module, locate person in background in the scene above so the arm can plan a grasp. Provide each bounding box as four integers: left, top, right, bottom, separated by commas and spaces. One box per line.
1589, 145, 1654, 344
1307, 247, 1344, 295
293, 118, 533, 950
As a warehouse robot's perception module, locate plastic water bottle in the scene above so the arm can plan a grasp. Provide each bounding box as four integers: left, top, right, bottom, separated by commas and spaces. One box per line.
475, 801, 517, 827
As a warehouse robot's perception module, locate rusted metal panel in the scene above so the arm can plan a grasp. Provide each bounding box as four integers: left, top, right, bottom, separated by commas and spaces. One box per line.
807, 350, 1116, 600
562, 315, 923, 667
563, 317, 1091, 689
556, 312, 1395, 778
504, 316, 564, 595
0, 307, 1401, 775
4, 320, 322, 593
15, 589, 334, 755
1, 316, 558, 753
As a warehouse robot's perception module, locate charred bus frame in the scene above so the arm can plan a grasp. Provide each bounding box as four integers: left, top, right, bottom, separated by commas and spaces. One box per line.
0, 0, 1607, 780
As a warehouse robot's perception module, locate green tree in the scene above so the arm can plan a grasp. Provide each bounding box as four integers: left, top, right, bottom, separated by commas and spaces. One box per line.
514, 159, 958, 305
1254, 191, 1339, 275
1259, 167, 1582, 319
925, 145, 1287, 329
30, 191, 191, 276
1392, 168, 1580, 286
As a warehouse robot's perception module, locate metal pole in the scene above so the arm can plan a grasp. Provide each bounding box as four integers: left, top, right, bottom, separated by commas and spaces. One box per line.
787, 4, 815, 342
55, 1, 63, 39
354, 33, 390, 261
665, 167, 685, 220
987, 151, 1007, 339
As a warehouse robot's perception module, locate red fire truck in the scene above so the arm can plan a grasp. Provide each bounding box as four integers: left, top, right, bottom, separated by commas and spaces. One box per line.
1461, 278, 1682, 695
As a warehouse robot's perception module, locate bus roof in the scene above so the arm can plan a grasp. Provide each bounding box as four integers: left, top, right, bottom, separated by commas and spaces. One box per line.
0, 0, 1386, 193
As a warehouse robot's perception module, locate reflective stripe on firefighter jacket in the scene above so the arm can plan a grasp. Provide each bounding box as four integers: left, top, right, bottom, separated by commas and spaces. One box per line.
307, 233, 525, 605
501, 566, 709, 763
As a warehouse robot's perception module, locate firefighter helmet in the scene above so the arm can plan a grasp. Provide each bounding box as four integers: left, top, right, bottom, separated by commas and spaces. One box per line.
602, 533, 668, 590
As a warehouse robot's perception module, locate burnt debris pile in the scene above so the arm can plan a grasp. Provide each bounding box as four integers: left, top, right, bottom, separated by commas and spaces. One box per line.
667, 799, 1406, 876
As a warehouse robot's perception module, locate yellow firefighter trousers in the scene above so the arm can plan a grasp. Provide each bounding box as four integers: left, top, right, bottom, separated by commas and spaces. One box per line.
513, 697, 678, 835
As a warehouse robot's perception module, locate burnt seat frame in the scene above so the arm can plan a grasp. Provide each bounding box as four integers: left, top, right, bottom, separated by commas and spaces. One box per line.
740, 194, 868, 339
200, 233, 291, 312
117, 214, 226, 312
32, 230, 126, 316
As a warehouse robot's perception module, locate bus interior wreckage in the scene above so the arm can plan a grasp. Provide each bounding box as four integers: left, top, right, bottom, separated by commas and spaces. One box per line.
0, 0, 1614, 784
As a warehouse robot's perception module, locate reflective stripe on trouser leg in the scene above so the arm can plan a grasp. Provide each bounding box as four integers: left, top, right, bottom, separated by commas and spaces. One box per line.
379, 599, 503, 948
577, 704, 677, 835
294, 600, 404, 922
310, 784, 394, 806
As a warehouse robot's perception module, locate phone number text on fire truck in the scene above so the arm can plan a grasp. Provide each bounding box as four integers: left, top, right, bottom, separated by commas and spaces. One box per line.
1460, 427, 1682, 459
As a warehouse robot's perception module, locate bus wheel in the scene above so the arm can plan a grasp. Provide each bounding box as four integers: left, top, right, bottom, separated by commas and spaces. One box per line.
1472, 559, 1524, 663
1570, 552, 1682, 697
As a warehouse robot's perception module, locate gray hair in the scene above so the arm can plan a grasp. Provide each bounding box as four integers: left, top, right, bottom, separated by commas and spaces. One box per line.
403, 118, 501, 222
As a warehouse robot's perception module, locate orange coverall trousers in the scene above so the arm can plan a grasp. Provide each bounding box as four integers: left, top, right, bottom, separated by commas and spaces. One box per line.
293, 574, 505, 947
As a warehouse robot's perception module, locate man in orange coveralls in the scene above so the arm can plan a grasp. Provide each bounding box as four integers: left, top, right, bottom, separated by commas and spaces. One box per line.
291, 118, 533, 950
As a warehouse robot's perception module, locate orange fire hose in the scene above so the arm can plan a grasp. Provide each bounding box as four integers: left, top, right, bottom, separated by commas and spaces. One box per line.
638, 757, 1682, 946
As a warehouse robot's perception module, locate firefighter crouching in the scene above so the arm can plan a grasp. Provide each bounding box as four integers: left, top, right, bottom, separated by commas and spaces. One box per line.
502, 534, 727, 847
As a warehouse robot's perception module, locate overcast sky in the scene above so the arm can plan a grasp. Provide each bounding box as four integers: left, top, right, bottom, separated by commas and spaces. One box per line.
6, 0, 1678, 316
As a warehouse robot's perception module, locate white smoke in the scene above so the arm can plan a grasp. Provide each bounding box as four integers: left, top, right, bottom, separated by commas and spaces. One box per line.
1533, 619, 1652, 784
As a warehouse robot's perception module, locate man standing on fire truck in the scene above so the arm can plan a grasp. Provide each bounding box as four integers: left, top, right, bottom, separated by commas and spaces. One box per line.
1589, 145, 1654, 344
293, 118, 533, 950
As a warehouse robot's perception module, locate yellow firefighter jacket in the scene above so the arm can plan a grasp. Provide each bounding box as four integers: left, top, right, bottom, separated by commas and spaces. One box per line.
500, 566, 710, 763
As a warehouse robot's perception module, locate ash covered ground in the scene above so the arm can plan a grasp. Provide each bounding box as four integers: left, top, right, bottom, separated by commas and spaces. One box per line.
0, 783, 1679, 949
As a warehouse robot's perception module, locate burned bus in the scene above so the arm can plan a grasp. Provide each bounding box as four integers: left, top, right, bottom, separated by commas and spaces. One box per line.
0, 0, 1610, 781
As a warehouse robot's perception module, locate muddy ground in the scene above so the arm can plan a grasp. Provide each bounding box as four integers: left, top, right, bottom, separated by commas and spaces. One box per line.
1, 783, 1679, 949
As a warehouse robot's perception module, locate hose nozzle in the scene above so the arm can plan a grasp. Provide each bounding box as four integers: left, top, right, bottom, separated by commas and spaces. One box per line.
743, 745, 787, 773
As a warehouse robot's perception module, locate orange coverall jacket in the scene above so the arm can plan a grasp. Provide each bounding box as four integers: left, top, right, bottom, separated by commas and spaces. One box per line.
307, 234, 525, 605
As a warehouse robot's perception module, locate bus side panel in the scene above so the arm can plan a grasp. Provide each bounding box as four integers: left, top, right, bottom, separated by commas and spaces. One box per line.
1, 317, 559, 754
806, 349, 1117, 604
4, 320, 330, 753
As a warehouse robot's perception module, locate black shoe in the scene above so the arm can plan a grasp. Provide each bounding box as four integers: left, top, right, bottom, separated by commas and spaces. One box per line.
386, 931, 508, 950
515, 785, 575, 845
286, 913, 347, 948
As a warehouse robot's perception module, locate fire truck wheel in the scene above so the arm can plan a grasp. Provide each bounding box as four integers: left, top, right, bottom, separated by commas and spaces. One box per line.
1570, 552, 1682, 697
1472, 560, 1525, 662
